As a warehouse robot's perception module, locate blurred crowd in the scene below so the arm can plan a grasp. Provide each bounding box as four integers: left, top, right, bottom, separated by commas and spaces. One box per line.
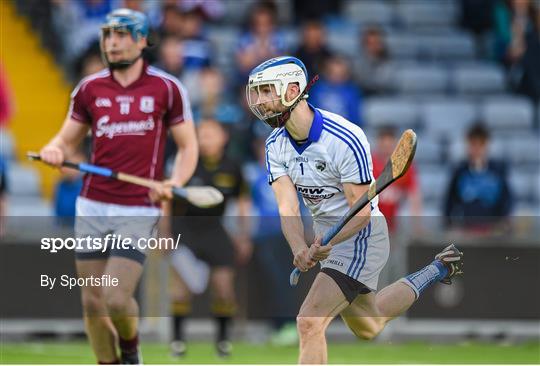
2, 0, 537, 230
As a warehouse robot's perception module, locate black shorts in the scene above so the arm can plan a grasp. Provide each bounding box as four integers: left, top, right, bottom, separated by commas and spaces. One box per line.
173, 217, 234, 268
321, 267, 371, 304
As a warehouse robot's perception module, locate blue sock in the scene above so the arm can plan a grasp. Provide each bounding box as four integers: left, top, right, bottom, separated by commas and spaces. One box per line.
400, 260, 448, 299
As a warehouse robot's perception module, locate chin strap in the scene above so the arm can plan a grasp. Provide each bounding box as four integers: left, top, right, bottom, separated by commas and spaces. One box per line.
275, 74, 319, 127
108, 53, 143, 70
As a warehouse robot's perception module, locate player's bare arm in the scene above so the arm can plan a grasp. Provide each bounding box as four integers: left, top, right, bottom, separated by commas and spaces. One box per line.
149, 120, 198, 202
328, 182, 371, 245
271, 175, 315, 272
40, 117, 90, 166
307, 183, 371, 262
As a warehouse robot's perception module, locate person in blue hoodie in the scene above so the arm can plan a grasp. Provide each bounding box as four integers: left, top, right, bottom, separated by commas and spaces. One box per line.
308, 55, 363, 126
444, 123, 512, 229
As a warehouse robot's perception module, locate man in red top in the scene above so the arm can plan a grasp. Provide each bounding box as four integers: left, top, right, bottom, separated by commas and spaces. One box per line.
372, 126, 422, 232
39, 9, 198, 364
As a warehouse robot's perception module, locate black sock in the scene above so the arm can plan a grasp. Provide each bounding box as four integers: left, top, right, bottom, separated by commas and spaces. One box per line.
173, 315, 185, 342
215, 316, 231, 343
171, 300, 191, 342
119, 334, 138, 355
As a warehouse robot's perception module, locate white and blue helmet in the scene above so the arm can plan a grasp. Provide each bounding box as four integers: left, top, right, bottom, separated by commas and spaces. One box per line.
246, 56, 308, 128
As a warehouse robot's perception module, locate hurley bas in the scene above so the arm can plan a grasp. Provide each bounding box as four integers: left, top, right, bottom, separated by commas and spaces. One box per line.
41, 274, 119, 290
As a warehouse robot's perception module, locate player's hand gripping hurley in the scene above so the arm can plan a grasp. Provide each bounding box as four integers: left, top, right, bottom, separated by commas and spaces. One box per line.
27, 152, 224, 208
289, 129, 418, 286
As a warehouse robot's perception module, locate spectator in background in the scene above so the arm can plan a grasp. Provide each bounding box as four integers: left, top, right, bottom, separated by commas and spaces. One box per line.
372, 126, 422, 288
178, 7, 213, 71
492, 0, 537, 66
154, 34, 202, 109
0, 62, 13, 235
54, 150, 84, 227
178, 0, 225, 21
156, 33, 185, 78
444, 123, 512, 229
293, 19, 333, 77
244, 136, 298, 346
372, 126, 422, 233
354, 26, 391, 95
191, 67, 243, 125
168, 119, 252, 358
74, 42, 105, 80
460, 0, 494, 36
309, 55, 363, 125
235, 1, 287, 84
51, 0, 113, 63
509, 4, 540, 102
159, 4, 184, 37
0, 63, 14, 127
0, 155, 7, 237
292, 0, 342, 23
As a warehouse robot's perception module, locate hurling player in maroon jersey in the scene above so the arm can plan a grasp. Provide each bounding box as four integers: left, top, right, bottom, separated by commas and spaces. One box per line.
39, 9, 198, 364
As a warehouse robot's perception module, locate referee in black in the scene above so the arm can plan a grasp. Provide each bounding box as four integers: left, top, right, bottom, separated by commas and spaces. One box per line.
167, 118, 252, 358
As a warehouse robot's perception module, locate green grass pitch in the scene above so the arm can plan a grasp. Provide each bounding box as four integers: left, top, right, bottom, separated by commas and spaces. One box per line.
1, 341, 539, 364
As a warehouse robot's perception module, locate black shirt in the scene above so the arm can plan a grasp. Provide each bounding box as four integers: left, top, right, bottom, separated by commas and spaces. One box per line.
172, 155, 247, 217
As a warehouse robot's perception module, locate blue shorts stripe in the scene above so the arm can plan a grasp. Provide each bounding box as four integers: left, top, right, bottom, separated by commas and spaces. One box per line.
322, 118, 371, 182
346, 228, 365, 276
352, 221, 372, 278
322, 127, 365, 182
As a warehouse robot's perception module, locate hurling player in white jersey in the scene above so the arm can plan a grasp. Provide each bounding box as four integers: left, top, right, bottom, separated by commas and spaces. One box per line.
246, 56, 463, 364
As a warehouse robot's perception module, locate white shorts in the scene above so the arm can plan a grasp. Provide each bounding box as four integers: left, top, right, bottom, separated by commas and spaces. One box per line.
318, 215, 390, 291
74, 196, 161, 263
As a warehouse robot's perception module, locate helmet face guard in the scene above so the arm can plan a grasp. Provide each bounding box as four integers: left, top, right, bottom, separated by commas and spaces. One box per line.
100, 9, 149, 70
246, 56, 311, 129
246, 80, 292, 129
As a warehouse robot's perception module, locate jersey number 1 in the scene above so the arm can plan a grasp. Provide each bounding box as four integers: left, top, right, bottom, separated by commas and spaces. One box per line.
300, 162, 304, 175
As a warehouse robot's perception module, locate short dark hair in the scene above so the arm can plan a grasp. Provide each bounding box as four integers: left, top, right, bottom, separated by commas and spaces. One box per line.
467, 122, 490, 140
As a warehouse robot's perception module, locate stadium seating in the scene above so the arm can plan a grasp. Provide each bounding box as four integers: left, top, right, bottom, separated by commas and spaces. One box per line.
0, 128, 15, 160
413, 134, 443, 164
421, 99, 477, 140
6, 196, 52, 216
363, 97, 419, 128
386, 31, 476, 61
418, 167, 450, 204
503, 134, 540, 166
6, 163, 41, 197
327, 27, 359, 57
395, 0, 459, 28
510, 168, 538, 202
393, 64, 448, 94
343, 0, 395, 26
480, 96, 535, 130
452, 63, 506, 94
420, 32, 476, 60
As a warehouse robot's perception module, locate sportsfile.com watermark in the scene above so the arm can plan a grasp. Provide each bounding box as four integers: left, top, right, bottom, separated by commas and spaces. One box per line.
40, 234, 182, 253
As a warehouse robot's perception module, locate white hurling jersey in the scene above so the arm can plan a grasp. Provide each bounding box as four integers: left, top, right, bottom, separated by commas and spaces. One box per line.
265, 104, 383, 225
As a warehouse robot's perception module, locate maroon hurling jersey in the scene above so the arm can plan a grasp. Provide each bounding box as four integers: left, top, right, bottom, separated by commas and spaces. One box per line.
68, 63, 192, 206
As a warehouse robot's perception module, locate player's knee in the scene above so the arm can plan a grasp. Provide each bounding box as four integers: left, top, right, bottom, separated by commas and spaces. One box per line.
81, 291, 105, 315
350, 322, 383, 341
104, 291, 130, 315
296, 316, 325, 338
353, 328, 379, 341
